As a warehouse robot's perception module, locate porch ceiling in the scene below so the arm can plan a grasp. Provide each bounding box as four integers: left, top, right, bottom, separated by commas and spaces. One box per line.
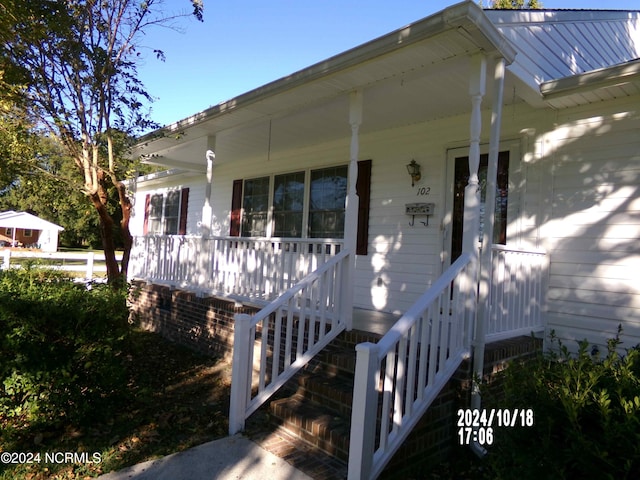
133, 1, 523, 170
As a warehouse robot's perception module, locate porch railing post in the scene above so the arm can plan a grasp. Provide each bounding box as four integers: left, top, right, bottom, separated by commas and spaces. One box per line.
229, 313, 252, 435
348, 341, 379, 480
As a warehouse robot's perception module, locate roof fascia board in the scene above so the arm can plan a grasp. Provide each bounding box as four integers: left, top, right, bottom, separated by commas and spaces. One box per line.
485, 8, 640, 24
541, 59, 640, 100
138, 1, 515, 145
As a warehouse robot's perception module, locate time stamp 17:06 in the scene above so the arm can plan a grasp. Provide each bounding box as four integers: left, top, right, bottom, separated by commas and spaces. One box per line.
457, 408, 534, 446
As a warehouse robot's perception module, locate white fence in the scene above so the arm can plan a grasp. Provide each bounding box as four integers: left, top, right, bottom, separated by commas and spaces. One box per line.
487, 245, 547, 341
348, 252, 476, 480
129, 235, 343, 301
229, 250, 351, 434
1, 249, 122, 279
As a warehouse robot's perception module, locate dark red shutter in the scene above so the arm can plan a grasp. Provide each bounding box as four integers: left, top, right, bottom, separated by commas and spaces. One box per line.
230, 179, 243, 237
178, 188, 189, 235
143, 194, 151, 235
356, 159, 372, 255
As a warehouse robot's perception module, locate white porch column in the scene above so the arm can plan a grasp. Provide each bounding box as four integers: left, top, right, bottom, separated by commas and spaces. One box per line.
201, 136, 215, 235
472, 58, 507, 420
462, 54, 486, 256
342, 89, 363, 331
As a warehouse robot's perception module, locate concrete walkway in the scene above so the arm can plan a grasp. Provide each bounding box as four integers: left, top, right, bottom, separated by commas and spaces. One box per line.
97, 434, 314, 480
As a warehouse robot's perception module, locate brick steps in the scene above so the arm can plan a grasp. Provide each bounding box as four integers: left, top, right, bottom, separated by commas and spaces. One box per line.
250, 329, 543, 479
270, 393, 351, 461
250, 330, 381, 466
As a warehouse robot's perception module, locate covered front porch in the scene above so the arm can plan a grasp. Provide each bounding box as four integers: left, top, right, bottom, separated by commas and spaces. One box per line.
128, 232, 547, 479
129, 234, 546, 341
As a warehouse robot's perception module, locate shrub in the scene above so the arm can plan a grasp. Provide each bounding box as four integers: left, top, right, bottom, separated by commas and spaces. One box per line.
485, 328, 640, 479
0, 266, 130, 431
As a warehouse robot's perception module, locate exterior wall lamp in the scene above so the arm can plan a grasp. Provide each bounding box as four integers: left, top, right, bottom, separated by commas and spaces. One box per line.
406, 159, 421, 187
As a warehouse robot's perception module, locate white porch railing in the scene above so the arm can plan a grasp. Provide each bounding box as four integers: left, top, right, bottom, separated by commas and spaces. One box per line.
348, 252, 475, 480
129, 235, 343, 301
486, 245, 547, 342
228, 249, 350, 434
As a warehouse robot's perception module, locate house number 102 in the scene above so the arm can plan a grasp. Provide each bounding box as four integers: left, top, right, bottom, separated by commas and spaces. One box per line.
416, 186, 431, 196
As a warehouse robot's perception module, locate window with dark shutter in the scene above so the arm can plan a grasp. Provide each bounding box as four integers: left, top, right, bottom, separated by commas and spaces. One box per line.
230, 179, 243, 236
179, 188, 189, 235
143, 194, 151, 235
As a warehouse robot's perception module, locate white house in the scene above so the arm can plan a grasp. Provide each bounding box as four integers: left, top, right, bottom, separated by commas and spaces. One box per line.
0, 210, 64, 252
127, 2, 640, 477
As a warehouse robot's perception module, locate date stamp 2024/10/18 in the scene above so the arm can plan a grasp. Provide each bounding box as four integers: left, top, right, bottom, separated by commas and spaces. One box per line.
457, 408, 534, 446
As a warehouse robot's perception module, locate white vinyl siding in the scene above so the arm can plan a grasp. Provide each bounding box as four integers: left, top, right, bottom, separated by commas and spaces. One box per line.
538, 101, 640, 349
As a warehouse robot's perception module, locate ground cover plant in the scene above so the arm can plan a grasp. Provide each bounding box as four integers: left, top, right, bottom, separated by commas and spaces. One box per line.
484, 329, 640, 480
0, 267, 230, 479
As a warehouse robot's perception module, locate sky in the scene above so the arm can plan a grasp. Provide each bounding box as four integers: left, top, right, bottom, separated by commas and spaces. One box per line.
137, 0, 640, 130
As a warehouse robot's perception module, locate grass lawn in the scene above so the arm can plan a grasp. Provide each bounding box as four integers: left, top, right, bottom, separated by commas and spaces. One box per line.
0, 329, 232, 480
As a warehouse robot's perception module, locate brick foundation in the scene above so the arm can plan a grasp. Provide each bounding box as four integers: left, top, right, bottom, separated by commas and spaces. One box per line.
129, 281, 259, 360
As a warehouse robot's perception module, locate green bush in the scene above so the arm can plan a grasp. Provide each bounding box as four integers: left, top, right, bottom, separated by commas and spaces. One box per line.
0, 266, 130, 431
485, 328, 640, 479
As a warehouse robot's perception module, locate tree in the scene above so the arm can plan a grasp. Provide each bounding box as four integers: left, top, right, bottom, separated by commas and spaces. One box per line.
0, 107, 39, 189
486, 0, 542, 8
1, 0, 203, 284
0, 135, 106, 248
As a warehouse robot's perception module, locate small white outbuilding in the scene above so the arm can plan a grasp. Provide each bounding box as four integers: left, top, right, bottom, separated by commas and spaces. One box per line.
0, 211, 64, 252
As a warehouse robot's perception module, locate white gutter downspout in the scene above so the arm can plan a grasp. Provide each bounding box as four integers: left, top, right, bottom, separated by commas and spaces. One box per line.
471, 56, 507, 458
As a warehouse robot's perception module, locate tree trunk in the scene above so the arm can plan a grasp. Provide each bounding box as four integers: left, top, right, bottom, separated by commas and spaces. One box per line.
115, 179, 133, 280
89, 192, 121, 285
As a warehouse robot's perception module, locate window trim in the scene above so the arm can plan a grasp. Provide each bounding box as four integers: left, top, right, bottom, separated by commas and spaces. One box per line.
233, 163, 348, 239
230, 160, 372, 255
143, 187, 189, 235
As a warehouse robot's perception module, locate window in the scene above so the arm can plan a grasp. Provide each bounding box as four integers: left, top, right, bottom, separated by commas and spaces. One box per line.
309, 166, 347, 238
143, 188, 189, 235
5, 228, 12, 236
147, 194, 164, 234
272, 171, 305, 237
236, 167, 346, 239
242, 177, 270, 237
230, 160, 372, 254
24, 229, 32, 238
451, 151, 509, 262
163, 190, 181, 235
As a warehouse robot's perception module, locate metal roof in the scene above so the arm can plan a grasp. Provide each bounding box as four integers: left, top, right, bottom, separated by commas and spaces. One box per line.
485, 9, 640, 87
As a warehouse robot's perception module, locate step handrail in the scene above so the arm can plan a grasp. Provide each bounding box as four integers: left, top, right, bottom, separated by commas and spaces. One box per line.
349, 252, 475, 480
229, 249, 350, 434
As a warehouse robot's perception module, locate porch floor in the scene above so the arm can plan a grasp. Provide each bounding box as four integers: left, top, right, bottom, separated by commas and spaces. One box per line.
351, 308, 400, 335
